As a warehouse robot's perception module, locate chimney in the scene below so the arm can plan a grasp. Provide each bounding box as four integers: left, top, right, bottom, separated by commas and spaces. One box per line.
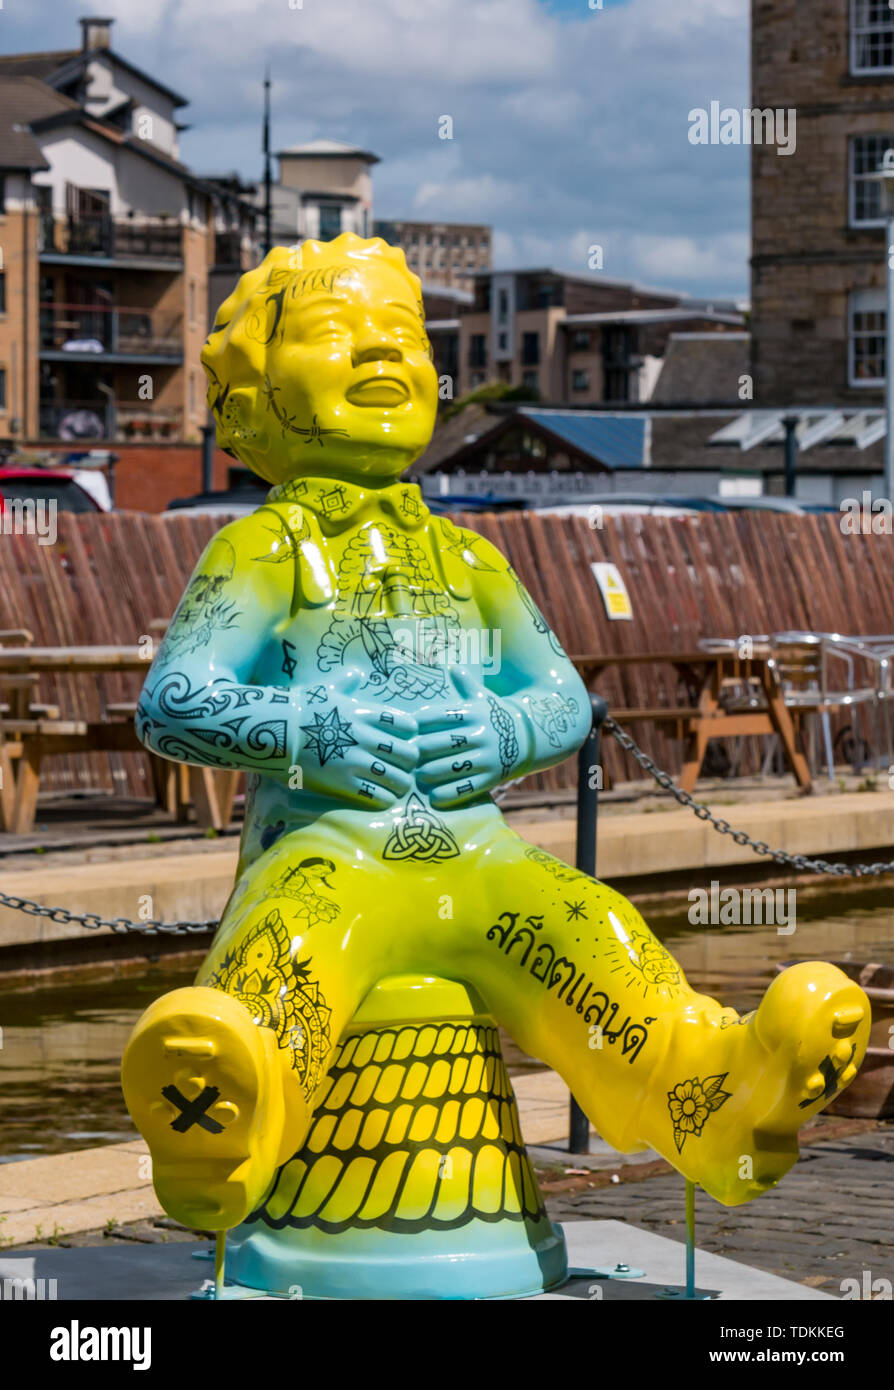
80, 17, 114, 51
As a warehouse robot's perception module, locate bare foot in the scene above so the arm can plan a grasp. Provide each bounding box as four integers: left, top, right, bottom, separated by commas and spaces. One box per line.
654, 962, 870, 1206
121, 986, 308, 1230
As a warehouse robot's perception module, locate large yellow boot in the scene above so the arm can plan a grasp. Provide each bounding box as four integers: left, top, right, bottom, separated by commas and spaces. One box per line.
122, 987, 308, 1231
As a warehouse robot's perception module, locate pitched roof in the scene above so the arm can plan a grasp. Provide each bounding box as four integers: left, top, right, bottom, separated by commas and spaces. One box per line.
651, 332, 751, 406
0, 76, 80, 169
520, 409, 648, 468
0, 45, 188, 108
277, 138, 380, 163
412, 403, 494, 474
0, 50, 79, 81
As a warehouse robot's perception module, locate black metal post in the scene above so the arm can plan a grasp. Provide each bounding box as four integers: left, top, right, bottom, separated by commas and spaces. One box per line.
201, 424, 215, 495
263, 69, 272, 257
568, 691, 609, 1154
106, 452, 118, 508
782, 414, 799, 499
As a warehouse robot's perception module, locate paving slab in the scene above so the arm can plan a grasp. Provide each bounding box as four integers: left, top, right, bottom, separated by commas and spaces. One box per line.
0, 1218, 833, 1301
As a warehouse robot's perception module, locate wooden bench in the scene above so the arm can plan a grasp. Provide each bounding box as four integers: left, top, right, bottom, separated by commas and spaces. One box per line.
103, 699, 242, 832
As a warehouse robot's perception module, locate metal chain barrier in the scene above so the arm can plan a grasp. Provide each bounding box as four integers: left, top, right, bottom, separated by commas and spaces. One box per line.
0, 890, 216, 936
605, 716, 894, 878
0, 715, 892, 936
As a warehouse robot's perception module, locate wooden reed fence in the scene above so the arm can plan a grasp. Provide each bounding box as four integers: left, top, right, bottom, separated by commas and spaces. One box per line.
0, 508, 890, 801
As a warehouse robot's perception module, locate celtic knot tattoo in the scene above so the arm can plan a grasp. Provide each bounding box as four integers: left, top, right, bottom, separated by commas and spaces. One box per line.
382, 793, 460, 862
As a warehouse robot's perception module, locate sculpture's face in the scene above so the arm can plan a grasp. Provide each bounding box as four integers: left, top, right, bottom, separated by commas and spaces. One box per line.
204, 249, 439, 486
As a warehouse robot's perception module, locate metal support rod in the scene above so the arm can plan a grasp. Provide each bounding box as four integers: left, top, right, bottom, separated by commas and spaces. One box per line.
569, 692, 609, 1154
782, 414, 799, 499
685, 1179, 696, 1298
215, 1230, 226, 1299
887, 213, 894, 503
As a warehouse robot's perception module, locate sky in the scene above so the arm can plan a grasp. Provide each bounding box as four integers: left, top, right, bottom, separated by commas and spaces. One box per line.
4, 0, 751, 299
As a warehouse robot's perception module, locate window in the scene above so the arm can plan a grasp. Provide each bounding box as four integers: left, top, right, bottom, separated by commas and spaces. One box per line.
497, 288, 509, 323
572, 369, 590, 392
0, 175, 6, 215
498, 331, 508, 351
850, 288, 886, 384
319, 203, 342, 241
852, 0, 894, 73
521, 369, 539, 393
0, 368, 6, 410
188, 280, 196, 326
521, 331, 540, 365
850, 135, 894, 224
572, 329, 591, 352
189, 372, 196, 416
0, 272, 6, 315
469, 334, 487, 368
470, 371, 485, 388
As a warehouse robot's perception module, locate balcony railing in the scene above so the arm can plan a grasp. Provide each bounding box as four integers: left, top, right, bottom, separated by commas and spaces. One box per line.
39, 399, 183, 442
39, 303, 184, 358
213, 229, 247, 267
38, 213, 183, 261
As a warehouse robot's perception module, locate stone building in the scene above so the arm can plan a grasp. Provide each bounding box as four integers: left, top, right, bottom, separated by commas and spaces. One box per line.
373, 219, 491, 293
752, 0, 894, 405
443, 268, 743, 404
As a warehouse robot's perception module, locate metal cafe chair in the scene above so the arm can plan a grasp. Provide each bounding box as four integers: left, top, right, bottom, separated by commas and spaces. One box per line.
768, 632, 878, 781
697, 636, 771, 777
831, 633, 894, 768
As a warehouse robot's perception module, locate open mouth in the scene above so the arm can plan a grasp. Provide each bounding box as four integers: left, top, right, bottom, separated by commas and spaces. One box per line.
345, 376, 410, 408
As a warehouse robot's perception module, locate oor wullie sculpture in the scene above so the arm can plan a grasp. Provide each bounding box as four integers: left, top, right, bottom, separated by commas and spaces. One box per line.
122, 234, 870, 1292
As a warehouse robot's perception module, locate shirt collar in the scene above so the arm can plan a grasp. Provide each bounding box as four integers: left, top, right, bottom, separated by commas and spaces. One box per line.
267, 475, 428, 532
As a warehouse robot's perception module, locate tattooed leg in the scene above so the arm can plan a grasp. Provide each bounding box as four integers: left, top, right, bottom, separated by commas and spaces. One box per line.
467, 831, 870, 1207
123, 828, 399, 1231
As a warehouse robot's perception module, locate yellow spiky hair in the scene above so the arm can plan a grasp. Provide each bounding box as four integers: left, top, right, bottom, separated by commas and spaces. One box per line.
205, 233, 422, 350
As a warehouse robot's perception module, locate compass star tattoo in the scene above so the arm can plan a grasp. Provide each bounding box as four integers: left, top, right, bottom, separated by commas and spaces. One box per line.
300, 706, 358, 766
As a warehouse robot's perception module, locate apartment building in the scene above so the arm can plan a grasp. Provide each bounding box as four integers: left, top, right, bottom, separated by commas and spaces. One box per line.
373, 219, 492, 293
752, 0, 894, 404
446, 269, 743, 404
0, 16, 255, 445
258, 139, 378, 248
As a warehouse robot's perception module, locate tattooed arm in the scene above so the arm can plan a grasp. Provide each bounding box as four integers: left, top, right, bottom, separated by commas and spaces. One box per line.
137, 511, 418, 806
415, 526, 591, 807
136, 513, 302, 778
484, 559, 591, 774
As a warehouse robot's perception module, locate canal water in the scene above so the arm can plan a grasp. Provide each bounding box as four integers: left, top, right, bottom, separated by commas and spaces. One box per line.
1, 902, 893, 1161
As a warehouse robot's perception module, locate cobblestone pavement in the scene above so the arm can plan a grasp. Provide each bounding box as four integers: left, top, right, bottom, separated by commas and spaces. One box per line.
16, 1123, 893, 1299
540, 1123, 894, 1295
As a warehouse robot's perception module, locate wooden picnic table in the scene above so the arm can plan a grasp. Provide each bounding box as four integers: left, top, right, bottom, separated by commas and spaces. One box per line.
0, 645, 149, 673
0, 645, 240, 835
568, 645, 812, 794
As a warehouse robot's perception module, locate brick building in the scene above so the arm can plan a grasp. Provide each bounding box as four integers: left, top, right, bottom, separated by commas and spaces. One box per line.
752, 0, 894, 404
436, 268, 743, 405
373, 219, 492, 294
0, 16, 255, 448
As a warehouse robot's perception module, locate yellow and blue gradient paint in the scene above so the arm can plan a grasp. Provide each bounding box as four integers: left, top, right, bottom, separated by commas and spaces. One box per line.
122, 234, 870, 1299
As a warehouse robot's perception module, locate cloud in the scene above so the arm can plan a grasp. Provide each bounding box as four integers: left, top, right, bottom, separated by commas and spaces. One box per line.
20, 0, 751, 296
629, 232, 752, 288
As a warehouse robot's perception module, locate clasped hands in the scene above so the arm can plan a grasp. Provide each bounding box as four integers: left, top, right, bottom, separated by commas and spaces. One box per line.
295, 667, 520, 810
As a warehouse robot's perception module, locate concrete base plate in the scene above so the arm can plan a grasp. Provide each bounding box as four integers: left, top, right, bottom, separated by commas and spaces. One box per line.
0, 1220, 832, 1301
